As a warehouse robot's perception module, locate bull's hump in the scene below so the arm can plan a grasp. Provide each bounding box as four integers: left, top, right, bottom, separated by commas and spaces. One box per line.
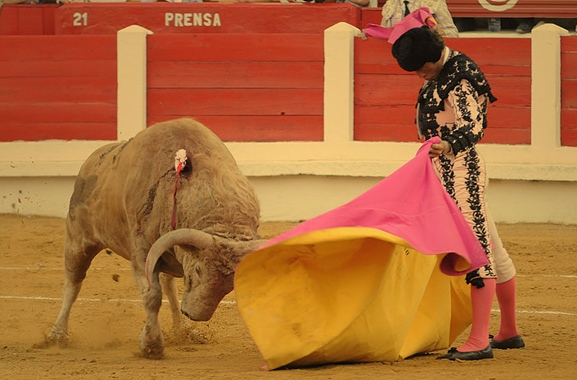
143, 119, 225, 150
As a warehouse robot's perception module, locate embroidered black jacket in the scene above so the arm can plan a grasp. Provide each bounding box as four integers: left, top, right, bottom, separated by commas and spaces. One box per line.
416, 50, 497, 156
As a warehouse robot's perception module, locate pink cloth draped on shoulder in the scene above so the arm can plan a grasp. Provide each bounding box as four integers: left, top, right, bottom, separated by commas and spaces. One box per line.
364, 7, 438, 44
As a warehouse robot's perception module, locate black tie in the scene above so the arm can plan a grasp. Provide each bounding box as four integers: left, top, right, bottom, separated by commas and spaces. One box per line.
404, 0, 410, 17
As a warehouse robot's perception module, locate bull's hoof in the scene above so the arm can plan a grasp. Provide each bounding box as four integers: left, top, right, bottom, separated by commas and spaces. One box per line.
48, 326, 70, 347
139, 326, 164, 359
35, 328, 69, 349
140, 345, 165, 360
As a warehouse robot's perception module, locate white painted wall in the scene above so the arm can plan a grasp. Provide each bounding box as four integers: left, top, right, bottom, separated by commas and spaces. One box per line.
1, 23, 576, 224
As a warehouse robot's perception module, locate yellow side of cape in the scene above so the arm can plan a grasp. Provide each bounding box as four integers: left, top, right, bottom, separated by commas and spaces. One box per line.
235, 227, 472, 370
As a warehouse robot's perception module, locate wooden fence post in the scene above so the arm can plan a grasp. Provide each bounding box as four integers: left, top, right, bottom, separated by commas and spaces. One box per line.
324, 22, 361, 143
531, 23, 569, 149
117, 25, 153, 140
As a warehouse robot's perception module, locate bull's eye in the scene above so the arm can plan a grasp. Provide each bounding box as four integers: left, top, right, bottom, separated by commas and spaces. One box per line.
195, 266, 201, 276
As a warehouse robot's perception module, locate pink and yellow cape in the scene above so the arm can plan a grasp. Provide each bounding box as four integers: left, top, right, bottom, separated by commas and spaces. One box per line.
234, 137, 487, 370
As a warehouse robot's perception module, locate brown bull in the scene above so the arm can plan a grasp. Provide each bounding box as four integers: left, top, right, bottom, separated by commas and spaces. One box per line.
46, 118, 265, 358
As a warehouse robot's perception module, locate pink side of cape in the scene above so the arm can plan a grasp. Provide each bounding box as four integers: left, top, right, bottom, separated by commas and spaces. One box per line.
364, 7, 437, 44
261, 137, 488, 276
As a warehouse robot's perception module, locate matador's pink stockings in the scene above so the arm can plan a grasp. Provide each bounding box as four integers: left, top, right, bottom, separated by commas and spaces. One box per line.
458, 278, 496, 352
493, 277, 520, 341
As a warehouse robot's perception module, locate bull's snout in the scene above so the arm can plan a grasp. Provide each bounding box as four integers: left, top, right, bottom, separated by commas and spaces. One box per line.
181, 308, 214, 322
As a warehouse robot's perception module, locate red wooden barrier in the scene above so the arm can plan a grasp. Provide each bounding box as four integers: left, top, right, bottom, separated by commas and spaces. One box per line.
0, 13, 574, 147
146, 33, 325, 142
0, 35, 117, 142
53, 3, 360, 35
353, 36, 532, 145
3, 2, 576, 37
0, 4, 58, 35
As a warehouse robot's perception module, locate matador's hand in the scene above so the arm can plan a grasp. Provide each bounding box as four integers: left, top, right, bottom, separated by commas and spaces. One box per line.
429, 140, 452, 158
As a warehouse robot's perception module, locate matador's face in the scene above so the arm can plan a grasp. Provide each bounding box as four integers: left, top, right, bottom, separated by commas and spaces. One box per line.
415, 49, 446, 81
415, 59, 443, 81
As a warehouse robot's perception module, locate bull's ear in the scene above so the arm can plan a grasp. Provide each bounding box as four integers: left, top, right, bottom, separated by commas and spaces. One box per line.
145, 229, 214, 288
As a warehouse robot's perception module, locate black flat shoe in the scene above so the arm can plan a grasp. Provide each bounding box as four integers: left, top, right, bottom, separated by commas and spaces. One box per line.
490, 335, 525, 349
436, 345, 494, 361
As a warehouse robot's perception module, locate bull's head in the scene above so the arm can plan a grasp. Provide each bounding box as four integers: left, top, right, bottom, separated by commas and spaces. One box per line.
145, 229, 266, 321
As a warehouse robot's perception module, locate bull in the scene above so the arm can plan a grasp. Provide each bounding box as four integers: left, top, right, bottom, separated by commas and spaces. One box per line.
46, 118, 265, 358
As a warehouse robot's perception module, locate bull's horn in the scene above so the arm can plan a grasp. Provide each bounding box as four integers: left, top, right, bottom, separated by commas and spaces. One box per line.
230, 239, 269, 264
242, 239, 269, 253
145, 229, 214, 288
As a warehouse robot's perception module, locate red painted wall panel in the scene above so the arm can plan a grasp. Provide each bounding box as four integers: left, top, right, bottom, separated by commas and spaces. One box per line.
0, 7, 19, 35
4, 3, 576, 37
16, 7, 45, 35
354, 74, 421, 106
354, 104, 420, 142
561, 80, 577, 109
54, 3, 360, 35
353, 37, 532, 144
148, 88, 323, 115
450, 38, 532, 67
561, 37, 577, 147
147, 115, 324, 142
148, 33, 324, 62
0, 4, 573, 147
0, 5, 58, 35
359, 8, 381, 27
147, 33, 324, 142
0, 122, 116, 142
149, 61, 323, 89
42, 5, 56, 35
483, 107, 531, 144
0, 35, 117, 142
0, 34, 116, 60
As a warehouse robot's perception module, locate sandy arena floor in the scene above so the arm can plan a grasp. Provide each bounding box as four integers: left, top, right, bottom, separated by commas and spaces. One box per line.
0, 214, 576, 380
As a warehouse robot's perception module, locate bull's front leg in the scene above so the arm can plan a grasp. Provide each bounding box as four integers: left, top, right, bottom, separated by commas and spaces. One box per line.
133, 258, 165, 359
46, 277, 82, 347
160, 273, 184, 331
46, 239, 101, 348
